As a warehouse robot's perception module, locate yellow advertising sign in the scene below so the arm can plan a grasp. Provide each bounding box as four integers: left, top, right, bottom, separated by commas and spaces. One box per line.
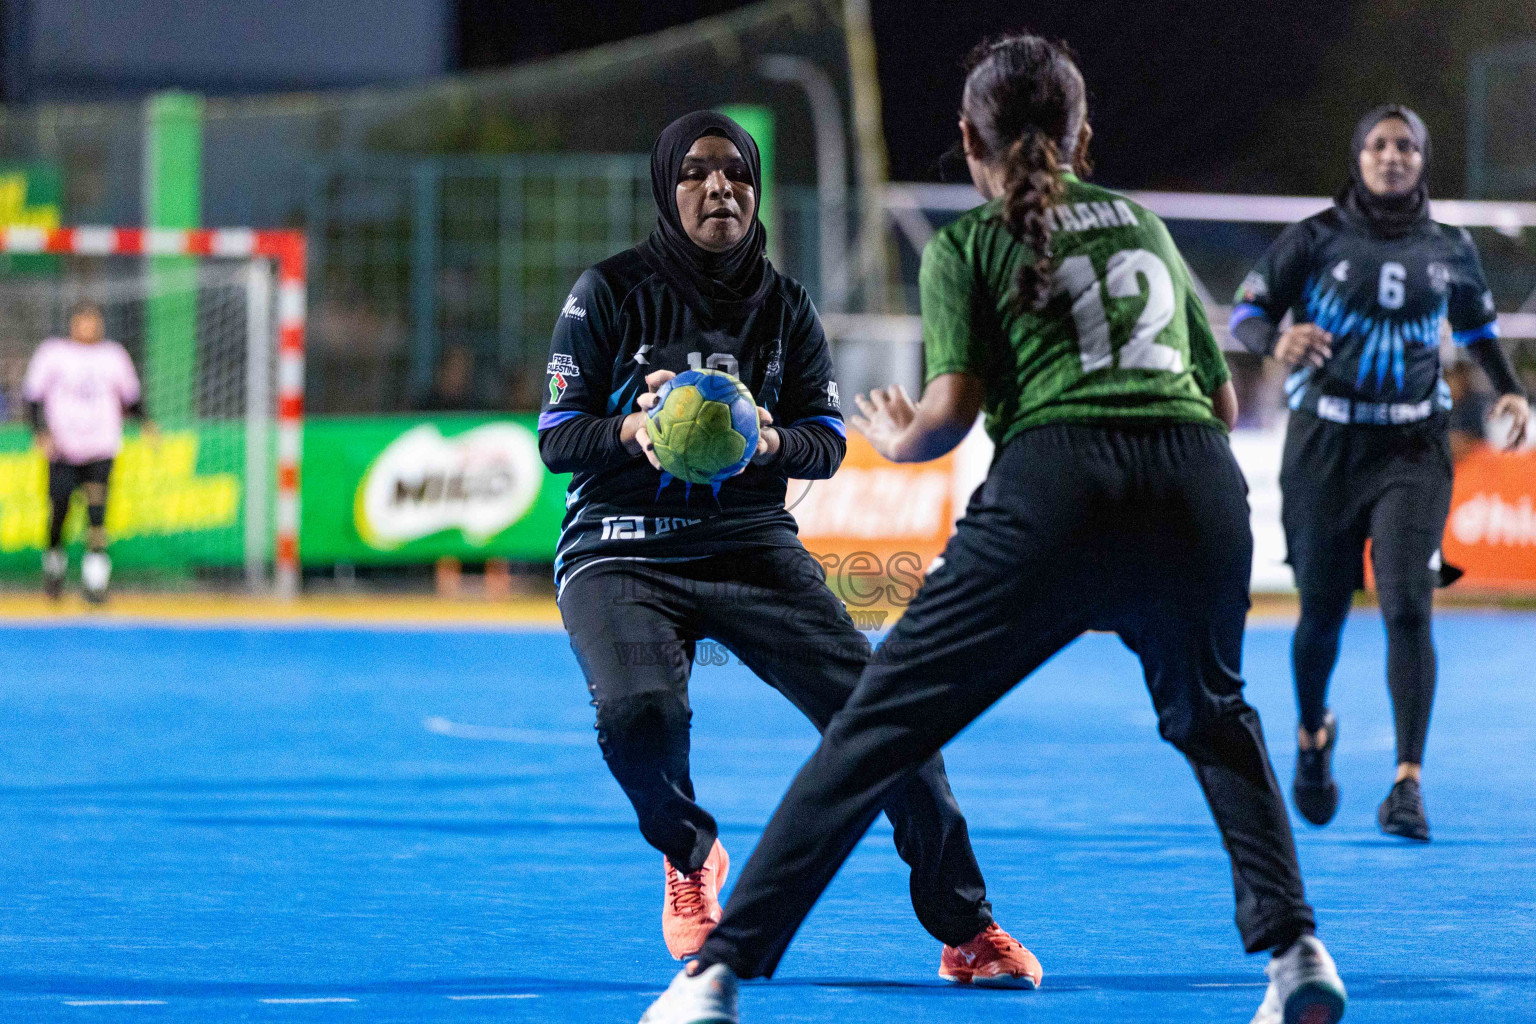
0, 166, 61, 229
0, 434, 239, 552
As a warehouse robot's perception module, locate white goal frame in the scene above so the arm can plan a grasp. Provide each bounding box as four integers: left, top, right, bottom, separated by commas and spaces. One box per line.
0, 226, 307, 596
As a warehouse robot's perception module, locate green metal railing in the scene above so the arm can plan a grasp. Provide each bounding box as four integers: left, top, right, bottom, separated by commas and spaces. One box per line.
305, 154, 653, 412
304, 155, 825, 414
1467, 40, 1536, 200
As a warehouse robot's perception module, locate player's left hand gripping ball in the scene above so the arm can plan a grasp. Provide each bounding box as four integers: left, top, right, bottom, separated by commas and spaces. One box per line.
642, 368, 761, 484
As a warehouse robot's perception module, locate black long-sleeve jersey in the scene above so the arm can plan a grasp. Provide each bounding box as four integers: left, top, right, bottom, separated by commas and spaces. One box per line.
539, 248, 846, 592
1231, 209, 1500, 423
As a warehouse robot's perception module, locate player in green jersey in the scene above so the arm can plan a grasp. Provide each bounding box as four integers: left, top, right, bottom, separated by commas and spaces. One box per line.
921, 165, 1233, 441
638, 34, 1346, 1024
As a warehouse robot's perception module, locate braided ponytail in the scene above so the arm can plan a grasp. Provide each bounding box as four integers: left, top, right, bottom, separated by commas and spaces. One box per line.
1000, 132, 1065, 312
960, 34, 1088, 314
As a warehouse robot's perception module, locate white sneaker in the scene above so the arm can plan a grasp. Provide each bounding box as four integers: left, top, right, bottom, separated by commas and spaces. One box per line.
1250, 934, 1346, 1024
638, 963, 738, 1024
82, 551, 111, 603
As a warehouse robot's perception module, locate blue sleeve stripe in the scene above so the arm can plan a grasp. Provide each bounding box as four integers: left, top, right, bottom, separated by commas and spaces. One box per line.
1228, 303, 1270, 332
606, 378, 641, 416
1452, 321, 1500, 346
791, 414, 847, 437
537, 409, 584, 432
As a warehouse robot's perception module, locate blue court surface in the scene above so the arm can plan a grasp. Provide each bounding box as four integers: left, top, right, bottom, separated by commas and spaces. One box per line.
1, 611, 1533, 1023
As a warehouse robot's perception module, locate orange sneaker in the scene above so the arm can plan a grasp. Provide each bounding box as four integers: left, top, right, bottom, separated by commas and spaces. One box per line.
939, 922, 1043, 989
661, 839, 730, 960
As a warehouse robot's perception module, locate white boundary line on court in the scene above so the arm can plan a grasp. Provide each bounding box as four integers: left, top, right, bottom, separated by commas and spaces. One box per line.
423, 716, 591, 745
56, 994, 562, 1006
258, 997, 357, 1004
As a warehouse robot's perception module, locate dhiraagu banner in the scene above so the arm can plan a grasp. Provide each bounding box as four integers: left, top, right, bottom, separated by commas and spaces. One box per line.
301, 414, 567, 564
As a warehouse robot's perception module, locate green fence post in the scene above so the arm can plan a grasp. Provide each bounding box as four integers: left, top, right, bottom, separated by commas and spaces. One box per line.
409, 161, 441, 403
716, 104, 776, 263
497, 161, 525, 374
143, 91, 203, 428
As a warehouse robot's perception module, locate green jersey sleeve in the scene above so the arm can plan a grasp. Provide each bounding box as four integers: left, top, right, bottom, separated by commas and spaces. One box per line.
920, 227, 987, 382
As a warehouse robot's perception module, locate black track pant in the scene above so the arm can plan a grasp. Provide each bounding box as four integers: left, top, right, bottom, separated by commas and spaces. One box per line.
1281, 413, 1451, 765
557, 546, 994, 948
700, 423, 1316, 978
47, 459, 113, 548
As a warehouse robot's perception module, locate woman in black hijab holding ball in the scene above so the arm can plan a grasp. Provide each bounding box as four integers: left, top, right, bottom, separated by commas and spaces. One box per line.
537, 111, 1034, 981
1230, 105, 1529, 842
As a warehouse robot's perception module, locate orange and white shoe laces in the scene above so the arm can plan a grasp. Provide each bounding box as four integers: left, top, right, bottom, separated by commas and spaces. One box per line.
661, 840, 729, 960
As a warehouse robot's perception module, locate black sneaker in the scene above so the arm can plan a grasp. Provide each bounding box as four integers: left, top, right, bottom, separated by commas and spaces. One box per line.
1378, 777, 1430, 842
1292, 711, 1340, 826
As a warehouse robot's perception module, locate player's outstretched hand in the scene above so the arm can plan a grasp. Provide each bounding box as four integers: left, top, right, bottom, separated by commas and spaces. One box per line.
850, 385, 917, 461
1273, 324, 1333, 368
625, 369, 679, 469
1492, 394, 1531, 450
749, 406, 779, 465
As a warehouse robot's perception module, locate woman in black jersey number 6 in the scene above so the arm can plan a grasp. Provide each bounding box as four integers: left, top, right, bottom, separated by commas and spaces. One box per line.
1231, 106, 1530, 843
640, 35, 1345, 1024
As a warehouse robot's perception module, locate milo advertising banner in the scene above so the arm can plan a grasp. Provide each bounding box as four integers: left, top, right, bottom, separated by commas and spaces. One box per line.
0, 414, 566, 574
301, 414, 567, 564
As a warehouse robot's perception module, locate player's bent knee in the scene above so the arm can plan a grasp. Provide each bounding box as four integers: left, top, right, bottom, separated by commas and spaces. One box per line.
1157, 697, 1262, 764
1379, 604, 1431, 636
1375, 582, 1432, 632
593, 690, 692, 760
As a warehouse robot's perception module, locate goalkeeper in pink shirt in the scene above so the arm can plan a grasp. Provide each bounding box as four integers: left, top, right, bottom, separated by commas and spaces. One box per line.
23, 301, 154, 602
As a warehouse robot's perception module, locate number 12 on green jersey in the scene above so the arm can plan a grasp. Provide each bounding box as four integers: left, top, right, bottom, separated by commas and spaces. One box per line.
1055, 248, 1184, 374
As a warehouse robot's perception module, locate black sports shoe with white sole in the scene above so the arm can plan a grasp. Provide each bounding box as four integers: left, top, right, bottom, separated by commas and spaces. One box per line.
1378, 777, 1430, 842
1293, 712, 1340, 826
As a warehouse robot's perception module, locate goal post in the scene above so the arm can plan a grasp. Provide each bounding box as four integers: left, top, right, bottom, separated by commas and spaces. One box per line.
0, 226, 306, 596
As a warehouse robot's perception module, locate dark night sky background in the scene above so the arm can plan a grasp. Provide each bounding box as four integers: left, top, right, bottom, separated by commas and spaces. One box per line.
1, 0, 1530, 196
457, 0, 1536, 197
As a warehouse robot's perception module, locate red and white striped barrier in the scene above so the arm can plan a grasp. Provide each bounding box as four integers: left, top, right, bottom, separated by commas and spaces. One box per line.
0, 226, 307, 596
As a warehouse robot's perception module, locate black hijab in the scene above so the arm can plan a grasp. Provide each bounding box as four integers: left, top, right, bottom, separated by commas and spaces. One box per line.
1335, 104, 1432, 239
637, 110, 776, 326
